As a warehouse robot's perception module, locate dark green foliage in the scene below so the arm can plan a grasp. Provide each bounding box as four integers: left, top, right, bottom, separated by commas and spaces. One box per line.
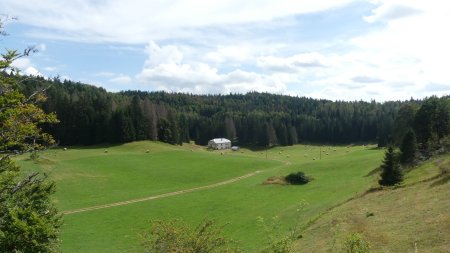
413, 97, 450, 154
400, 129, 417, 166
0, 157, 61, 253
140, 219, 239, 253
157, 118, 173, 144
0, 25, 61, 252
131, 95, 149, 140
9, 72, 448, 148
377, 114, 394, 147
378, 147, 403, 186
285, 171, 310, 185
388, 97, 450, 163
393, 104, 417, 146
414, 98, 437, 148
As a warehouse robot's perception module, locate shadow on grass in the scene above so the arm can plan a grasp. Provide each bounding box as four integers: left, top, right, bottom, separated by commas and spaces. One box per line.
244, 145, 276, 152
365, 167, 381, 177
52, 141, 172, 151
430, 175, 450, 188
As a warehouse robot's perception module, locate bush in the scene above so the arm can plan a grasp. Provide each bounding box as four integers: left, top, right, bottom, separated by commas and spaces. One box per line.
30, 150, 39, 161
140, 219, 239, 253
285, 171, 310, 185
439, 163, 450, 176
342, 233, 371, 253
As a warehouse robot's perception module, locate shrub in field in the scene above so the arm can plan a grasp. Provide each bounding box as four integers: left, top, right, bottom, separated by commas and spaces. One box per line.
140, 219, 239, 253
285, 171, 310, 185
342, 233, 371, 253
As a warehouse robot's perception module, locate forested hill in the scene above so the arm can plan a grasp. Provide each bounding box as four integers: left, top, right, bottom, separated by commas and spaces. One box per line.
15, 75, 448, 147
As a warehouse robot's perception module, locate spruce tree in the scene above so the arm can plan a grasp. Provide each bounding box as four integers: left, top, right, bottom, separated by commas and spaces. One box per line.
400, 129, 418, 166
379, 146, 403, 186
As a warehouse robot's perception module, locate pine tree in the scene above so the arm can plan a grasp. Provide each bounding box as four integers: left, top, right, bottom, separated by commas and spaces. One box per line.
400, 129, 418, 166
379, 146, 403, 186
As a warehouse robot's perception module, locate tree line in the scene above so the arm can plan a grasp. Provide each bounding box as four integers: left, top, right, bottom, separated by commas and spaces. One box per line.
12, 74, 448, 148
378, 97, 449, 186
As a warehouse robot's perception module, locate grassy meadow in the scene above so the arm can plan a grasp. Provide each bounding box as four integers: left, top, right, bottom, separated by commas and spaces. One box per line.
297, 155, 450, 252
17, 141, 385, 252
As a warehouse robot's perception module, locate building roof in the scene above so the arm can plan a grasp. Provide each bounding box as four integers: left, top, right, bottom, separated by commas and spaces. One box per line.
209, 138, 231, 144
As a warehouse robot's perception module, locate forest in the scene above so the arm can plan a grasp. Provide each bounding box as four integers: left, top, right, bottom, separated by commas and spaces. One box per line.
14, 74, 449, 150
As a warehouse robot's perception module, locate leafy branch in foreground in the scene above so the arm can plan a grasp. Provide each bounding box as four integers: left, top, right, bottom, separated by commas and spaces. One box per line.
0, 19, 61, 253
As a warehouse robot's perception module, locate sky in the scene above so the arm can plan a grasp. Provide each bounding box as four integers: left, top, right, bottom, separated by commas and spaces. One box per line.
0, 0, 449, 101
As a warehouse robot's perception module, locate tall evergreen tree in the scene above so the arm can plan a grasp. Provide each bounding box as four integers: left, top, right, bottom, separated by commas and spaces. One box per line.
400, 129, 418, 166
131, 95, 148, 140
157, 118, 173, 144
379, 146, 403, 186
414, 98, 437, 149
393, 104, 417, 146
435, 98, 450, 141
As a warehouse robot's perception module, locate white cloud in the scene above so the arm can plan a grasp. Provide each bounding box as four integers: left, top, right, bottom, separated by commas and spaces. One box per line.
346, 0, 450, 100
205, 45, 253, 64
257, 52, 329, 72
4, 0, 450, 101
136, 41, 287, 94
109, 74, 132, 84
351, 75, 383, 83
95, 72, 117, 78
36, 43, 46, 52
11, 58, 43, 76
95, 72, 133, 85
266, 0, 449, 101
2, 0, 353, 43
144, 41, 183, 66
364, 1, 423, 23
24, 66, 41, 76
43, 66, 56, 71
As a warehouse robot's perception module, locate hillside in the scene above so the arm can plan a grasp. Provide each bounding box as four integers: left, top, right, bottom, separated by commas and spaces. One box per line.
296, 155, 450, 252
17, 142, 385, 252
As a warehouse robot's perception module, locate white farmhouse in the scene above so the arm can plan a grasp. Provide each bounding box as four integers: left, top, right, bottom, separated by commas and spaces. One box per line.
208, 138, 232, 150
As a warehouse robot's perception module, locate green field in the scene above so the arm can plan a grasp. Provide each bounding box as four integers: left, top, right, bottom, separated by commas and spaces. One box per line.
17, 141, 384, 252
298, 155, 450, 252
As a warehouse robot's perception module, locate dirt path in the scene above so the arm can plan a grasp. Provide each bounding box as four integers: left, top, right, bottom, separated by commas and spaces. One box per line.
62, 170, 262, 215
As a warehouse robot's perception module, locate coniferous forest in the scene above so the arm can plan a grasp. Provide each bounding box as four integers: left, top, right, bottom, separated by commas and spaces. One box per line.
15, 75, 449, 150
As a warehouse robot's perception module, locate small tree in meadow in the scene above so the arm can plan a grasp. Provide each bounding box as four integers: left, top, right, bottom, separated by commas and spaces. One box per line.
379, 146, 403, 186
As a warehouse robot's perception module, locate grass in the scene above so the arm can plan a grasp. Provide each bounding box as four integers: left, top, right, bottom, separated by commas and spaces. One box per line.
17, 142, 384, 252
297, 155, 450, 252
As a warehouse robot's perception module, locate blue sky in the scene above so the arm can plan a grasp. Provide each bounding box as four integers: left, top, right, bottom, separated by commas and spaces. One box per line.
1, 0, 449, 101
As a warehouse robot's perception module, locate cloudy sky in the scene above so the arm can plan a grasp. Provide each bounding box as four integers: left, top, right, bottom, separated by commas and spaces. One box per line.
1, 0, 449, 101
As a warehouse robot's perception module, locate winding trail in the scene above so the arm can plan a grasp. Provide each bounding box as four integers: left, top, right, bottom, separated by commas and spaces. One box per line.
62, 170, 262, 215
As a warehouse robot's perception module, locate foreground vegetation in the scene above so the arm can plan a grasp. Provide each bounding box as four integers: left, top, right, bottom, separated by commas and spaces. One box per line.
18, 142, 384, 252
